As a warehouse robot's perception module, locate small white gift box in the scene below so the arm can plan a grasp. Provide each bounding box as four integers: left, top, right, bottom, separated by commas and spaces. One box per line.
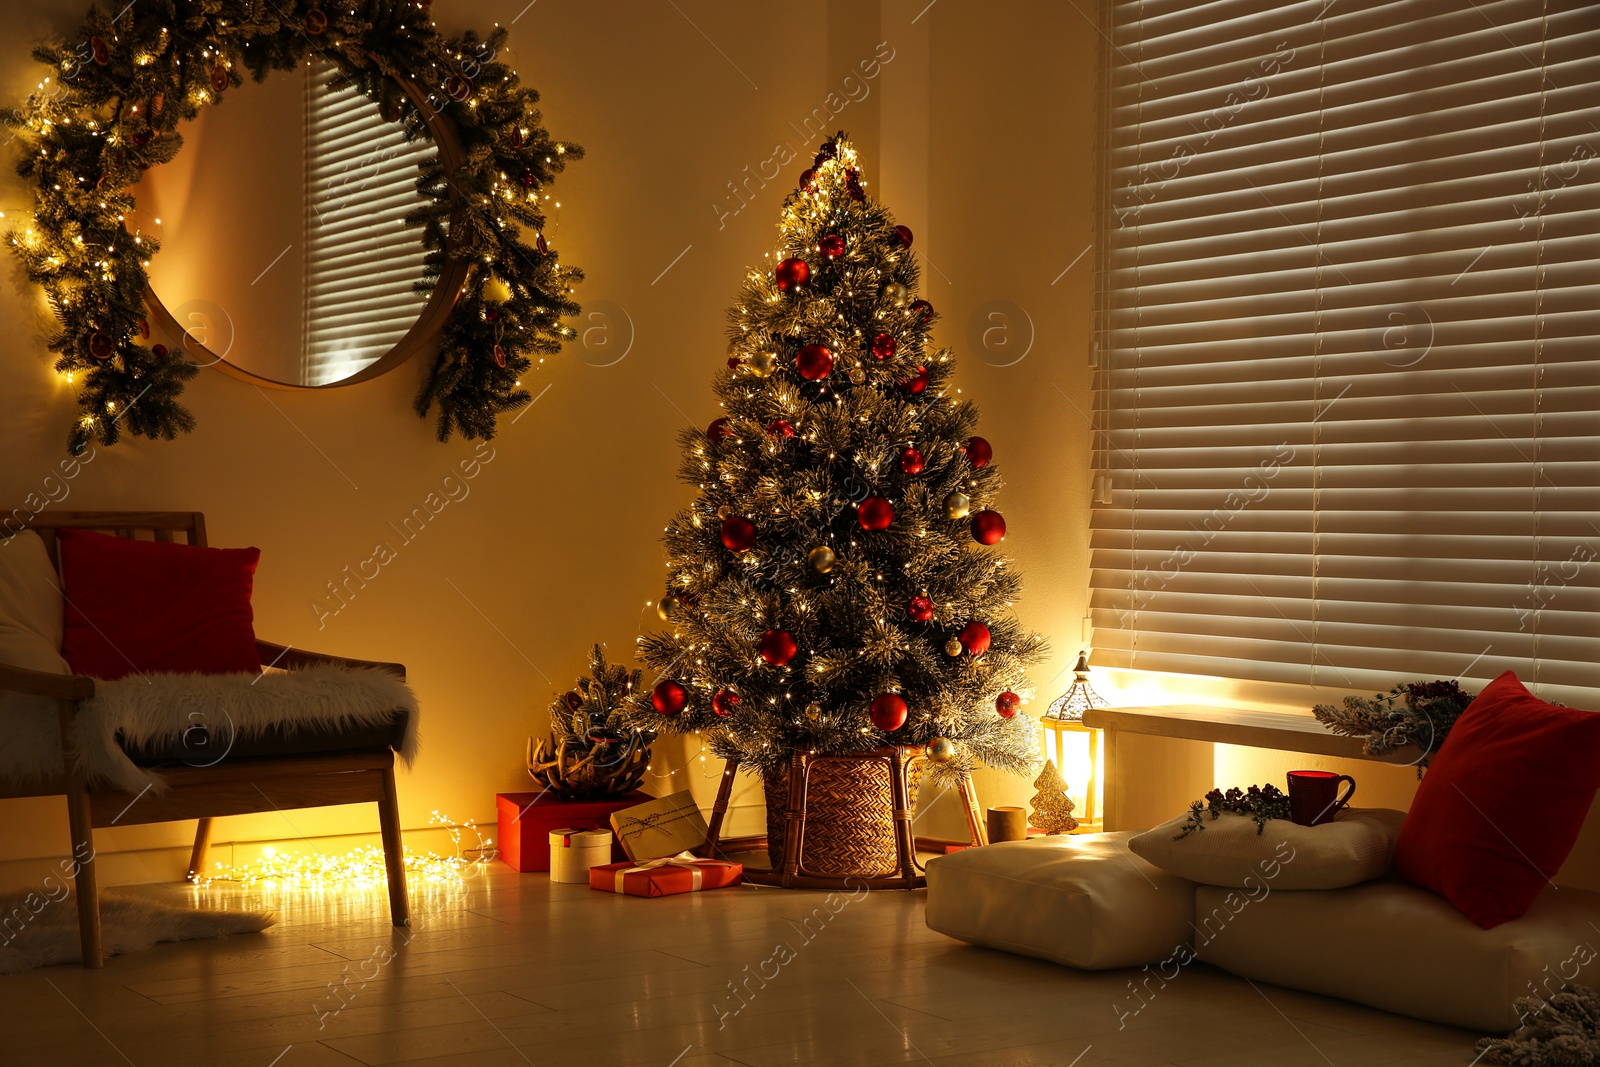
549, 828, 614, 883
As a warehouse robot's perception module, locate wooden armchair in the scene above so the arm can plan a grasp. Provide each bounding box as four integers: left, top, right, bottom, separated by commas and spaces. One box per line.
0, 511, 410, 968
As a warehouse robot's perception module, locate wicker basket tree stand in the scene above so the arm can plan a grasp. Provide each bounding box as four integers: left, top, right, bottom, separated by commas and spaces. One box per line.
701, 745, 987, 890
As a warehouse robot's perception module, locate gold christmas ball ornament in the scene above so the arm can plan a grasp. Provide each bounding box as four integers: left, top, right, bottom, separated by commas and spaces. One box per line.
882, 281, 909, 304
944, 637, 964, 657
808, 546, 836, 573
717, 505, 735, 520
482, 275, 513, 304
748, 351, 778, 377
928, 736, 956, 762
656, 595, 679, 621
805, 702, 823, 719
943, 491, 971, 520
848, 366, 866, 386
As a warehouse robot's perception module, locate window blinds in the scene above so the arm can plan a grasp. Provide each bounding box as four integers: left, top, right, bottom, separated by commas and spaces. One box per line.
302, 59, 433, 386
1092, 0, 1600, 706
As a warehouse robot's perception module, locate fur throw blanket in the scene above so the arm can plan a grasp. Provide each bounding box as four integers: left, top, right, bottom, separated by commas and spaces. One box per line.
0, 888, 276, 972
1478, 986, 1600, 1065
0, 665, 419, 794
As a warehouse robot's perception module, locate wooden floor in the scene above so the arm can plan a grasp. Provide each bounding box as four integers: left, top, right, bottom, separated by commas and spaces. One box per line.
0, 859, 1483, 1066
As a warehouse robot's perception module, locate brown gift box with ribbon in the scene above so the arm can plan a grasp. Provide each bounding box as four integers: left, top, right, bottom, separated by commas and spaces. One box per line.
609, 789, 710, 862
589, 853, 743, 897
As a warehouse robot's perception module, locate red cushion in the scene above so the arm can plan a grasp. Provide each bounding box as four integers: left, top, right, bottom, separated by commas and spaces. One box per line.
1395, 671, 1600, 928
58, 528, 261, 680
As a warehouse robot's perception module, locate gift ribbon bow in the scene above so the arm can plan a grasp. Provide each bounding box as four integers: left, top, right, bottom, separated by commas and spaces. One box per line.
615, 852, 737, 893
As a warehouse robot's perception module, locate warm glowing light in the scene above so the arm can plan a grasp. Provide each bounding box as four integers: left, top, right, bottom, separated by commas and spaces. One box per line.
196, 813, 495, 890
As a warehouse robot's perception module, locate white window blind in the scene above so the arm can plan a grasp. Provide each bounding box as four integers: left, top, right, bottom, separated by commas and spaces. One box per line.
302, 59, 433, 386
1092, 0, 1600, 707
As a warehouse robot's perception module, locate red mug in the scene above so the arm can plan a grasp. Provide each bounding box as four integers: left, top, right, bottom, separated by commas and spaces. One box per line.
1287, 770, 1356, 826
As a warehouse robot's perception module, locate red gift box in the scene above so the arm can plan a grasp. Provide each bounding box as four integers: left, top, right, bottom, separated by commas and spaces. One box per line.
589, 855, 743, 897
496, 791, 651, 872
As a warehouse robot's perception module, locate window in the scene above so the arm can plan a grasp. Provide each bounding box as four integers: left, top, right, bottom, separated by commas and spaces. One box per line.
302, 59, 433, 386
1091, 0, 1600, 707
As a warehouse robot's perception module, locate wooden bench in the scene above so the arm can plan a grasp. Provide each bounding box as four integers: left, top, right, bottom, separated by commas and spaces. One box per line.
0, 511, 411, 967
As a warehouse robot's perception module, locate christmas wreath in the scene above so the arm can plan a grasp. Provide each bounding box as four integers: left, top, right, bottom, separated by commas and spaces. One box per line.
3, 0, 582, 453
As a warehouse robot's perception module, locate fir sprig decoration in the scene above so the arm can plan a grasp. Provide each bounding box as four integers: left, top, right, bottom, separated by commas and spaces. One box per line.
1176, 784, 1292, 840
4, 0, 581, 453
1313, 679, 1475, 776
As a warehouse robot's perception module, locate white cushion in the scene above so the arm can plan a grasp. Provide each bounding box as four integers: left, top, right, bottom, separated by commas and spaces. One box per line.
925, 831, 1196, 970
1129, 807, 1406, 890
0, 531, 70, 788
0, 530, 67, 673
1194, 879, 1600, 1032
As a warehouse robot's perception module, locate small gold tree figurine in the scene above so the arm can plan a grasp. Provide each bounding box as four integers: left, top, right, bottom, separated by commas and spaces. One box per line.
1030, 760, 1080, 834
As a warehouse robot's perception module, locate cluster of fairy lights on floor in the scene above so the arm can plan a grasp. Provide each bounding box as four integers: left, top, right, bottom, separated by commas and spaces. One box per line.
195, 812, 497, 891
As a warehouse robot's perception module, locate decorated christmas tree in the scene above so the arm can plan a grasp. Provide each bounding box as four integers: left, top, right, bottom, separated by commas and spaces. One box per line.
527, 644, 652, 799
626, 133, 1044, 790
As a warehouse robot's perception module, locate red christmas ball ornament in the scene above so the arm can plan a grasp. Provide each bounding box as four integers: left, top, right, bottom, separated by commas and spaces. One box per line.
870, 332, 897, 360
712, 689, 740, 717
798, 168, 816, 190
151, 343, 168, 358
131, 131, 150, 146
891, 225, 913, 249
971, 510, 1007, 545
965, 436, 993, 469
869, 693, 908, 732
996, 691, 1021, 718
767, 418, 795, 439
652, 680, 689, 715
818, 234, 845, 260
899, 447, 925, 475
445, 73, 474, 101
775, 257, 811, 292
907, 595, 935, 623
858, 496, 894, 531
796, 343, 834, 380
720, 515, 756, 552
909, 299, 934, 324
707, 416, 731, 442
519, 170, 536, 188
760, 629, 798, 666
898, 365, 929, 395
959, 621, 992, 657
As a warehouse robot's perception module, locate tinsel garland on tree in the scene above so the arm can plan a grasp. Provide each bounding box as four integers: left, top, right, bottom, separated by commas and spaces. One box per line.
3, 0, 581, 452
623, 133, 1045, 788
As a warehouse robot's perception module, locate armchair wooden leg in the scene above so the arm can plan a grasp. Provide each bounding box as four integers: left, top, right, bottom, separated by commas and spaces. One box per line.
58, 699, 102, 968
186, 818, 214, 883
378, 763, 410, 928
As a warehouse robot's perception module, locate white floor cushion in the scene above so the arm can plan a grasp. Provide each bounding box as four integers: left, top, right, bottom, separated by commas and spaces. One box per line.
1194, 878, 1600, 1032
925, 831, 1197, 970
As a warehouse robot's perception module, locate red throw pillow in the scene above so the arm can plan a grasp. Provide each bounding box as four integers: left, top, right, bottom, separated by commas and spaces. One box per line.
58, 528, 262, 680
1395, 670, 1600, 928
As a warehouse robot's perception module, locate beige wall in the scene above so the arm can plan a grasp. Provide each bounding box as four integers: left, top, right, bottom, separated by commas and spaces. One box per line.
0, 0, 1098, 877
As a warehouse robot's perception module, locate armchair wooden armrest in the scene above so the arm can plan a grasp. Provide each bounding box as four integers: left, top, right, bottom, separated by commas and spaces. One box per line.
255, 639, 406, 681
0, 662, 95, 702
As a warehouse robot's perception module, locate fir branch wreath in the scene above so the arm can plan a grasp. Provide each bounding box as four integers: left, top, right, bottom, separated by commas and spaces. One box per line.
3, 0, 582, 453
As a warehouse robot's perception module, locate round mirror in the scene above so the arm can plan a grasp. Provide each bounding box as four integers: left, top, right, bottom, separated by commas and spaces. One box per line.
132, 60, 465, 388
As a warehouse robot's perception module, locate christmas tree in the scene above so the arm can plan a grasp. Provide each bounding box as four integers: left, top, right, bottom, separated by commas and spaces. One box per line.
626, 133, 1044, 789
528, 645, 652, 799
1030, 760, 1078, 835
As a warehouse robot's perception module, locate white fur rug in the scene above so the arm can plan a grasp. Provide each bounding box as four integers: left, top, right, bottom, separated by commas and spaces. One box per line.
0, 665, 419, 794
0, 888, 276, 973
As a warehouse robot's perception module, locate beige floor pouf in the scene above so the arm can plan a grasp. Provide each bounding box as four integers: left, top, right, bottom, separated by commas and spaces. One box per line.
925, 832, 1197, 970
1195, 879, 1600, 1032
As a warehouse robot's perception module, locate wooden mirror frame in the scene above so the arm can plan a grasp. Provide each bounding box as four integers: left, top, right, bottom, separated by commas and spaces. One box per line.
139, 71, 471, 391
